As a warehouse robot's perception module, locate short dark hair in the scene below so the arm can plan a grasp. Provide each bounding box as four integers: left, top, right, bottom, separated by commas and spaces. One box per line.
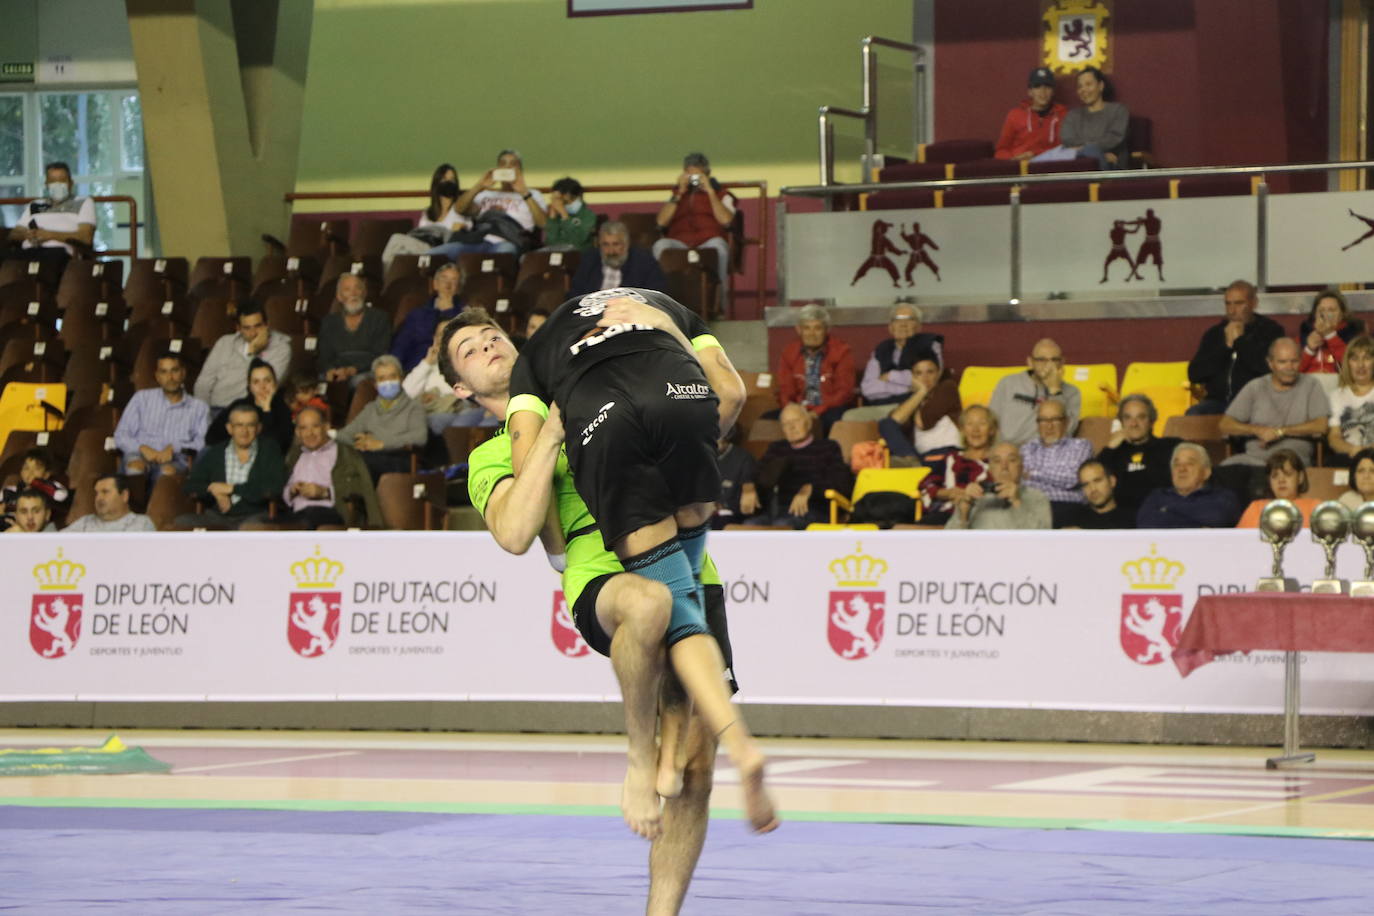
44, 161, 72, 179
15, 487, 50, 510
1078, 66, 1114, 100
1078, 458, 1111, 481
552, 176, 583, 198
438, 307, 501, 389
155, 349, 186, 368
22, 447, 55, 473
683, 152, 710, 170
95, 473, 131, 495
226, 398, 264, 424
236, 302, 266, 324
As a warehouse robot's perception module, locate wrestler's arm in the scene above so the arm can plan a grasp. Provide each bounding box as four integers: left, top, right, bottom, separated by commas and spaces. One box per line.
488, 404, 563, 555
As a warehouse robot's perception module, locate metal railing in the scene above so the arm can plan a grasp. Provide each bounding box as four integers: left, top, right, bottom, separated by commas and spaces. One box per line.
0, 195, 140, 259
285, 181, 770, 315
818, 36, 925, 187
777, 159, 1374, 304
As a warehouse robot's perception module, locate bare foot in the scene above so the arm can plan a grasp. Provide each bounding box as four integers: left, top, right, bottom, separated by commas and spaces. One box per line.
738, 751, 779, 834
622, 762, 662, 840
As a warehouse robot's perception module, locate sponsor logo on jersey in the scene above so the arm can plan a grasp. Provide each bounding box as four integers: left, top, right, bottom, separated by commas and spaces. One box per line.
581, 401, 616, 445
665, 381, 711, 399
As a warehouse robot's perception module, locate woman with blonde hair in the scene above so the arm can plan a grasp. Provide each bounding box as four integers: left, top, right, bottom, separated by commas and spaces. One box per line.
1327, 334, 1374, 464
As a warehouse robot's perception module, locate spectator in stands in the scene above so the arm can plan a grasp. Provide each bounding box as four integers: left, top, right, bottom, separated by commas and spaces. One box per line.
1338, 447, 1374, 512
712, 425, 760, 529
876, 358, 962, 459
848, 301, 945, 417
524, 308, 548, 338
988, 338, 1081, 445
775, 303, 856, 432
64, 474, 156, 532
1236, 449, 1319, 528
1038, 66, 1128, 169
568, 221, 669, 298
1328, 335, 1374, 464
1299, 289, 1360, 374
281, 405, 381, 529
194, 302, 291, 410
286, 372, 330, 420
752, 403, 852, 529
653, 151, 736, 306
541, 177, 597, 251
995, 67, 1067, 161
4, 161, 95, 273
1186, 280, 1285, 415
1020, 399, 1092, 527
5, 488, 55, 533
179, 401, 286, 529
1065, 459, 1135, 528
206, 359, 294, 455
114, 349, 209, 480
1136, 443, 1241, 528
403, 320, 498, 433
946, 441, 1051, 530
1219, 337, 1329, 469
1096, 394, 1182, 516
918, 404, 996, 526
1, 447, 69, 526
431, 149, 547, 258
393, 262, 461, 373
339, 354, 429, 479
319, 273, 391, 387
419, 163, 471, 235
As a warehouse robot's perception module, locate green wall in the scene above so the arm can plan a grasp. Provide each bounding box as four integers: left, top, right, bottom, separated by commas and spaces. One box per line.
295, 0, 913, 205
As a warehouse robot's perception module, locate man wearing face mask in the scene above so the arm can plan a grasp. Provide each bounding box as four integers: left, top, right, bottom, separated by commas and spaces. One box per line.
539, 177, 597, 251
5, 161, 95, 273
318, 273, 392, 388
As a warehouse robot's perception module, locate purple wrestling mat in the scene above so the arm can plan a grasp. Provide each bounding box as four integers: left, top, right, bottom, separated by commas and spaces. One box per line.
2, 808, 1371, 914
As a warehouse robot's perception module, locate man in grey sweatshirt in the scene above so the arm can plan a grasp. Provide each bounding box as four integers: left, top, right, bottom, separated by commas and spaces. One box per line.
1043, 66, 1130, 170
946, 442, 1052, 530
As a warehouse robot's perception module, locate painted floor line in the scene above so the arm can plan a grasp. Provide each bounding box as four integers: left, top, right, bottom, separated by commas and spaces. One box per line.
169, 751, 361, 774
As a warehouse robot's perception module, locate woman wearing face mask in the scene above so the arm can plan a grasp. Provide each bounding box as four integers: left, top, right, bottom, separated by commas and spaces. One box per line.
338, 354, 429, 480
205, 359, 295, 454
1339, 447, 1374, 512
419, 163, 471, 235
318, 273, 392, 389
538, 176, 596, 251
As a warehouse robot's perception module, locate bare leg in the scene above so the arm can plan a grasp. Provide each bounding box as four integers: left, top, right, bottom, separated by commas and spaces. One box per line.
647, 714, 716, 916
597, 574, 671, 840
656, 669, 691, 799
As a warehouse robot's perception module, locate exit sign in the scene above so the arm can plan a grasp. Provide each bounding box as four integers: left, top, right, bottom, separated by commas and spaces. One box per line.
1, 62, 34, 82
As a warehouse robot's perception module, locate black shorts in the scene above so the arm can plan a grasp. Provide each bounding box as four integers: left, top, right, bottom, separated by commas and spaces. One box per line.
573, 577, 739, 695
563, 347, 721, 550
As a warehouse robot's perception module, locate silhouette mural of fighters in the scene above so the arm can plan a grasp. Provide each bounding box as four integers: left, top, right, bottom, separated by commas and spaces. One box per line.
850, 219, 904, 288
899, 222, 941, 285
1342, 209, 1374, 251
1101, 219, 1140, 283
1132, 208, 1164, 281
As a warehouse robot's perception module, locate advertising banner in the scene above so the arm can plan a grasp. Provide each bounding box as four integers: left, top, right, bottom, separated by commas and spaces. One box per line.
4, 530, 1373, 715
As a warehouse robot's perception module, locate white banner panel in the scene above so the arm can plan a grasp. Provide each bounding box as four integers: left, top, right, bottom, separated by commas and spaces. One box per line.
1267, 190, 1374, 286
786, 209, 1011, 304
4, 531, 1373, 715
1021, 197, 1257, 295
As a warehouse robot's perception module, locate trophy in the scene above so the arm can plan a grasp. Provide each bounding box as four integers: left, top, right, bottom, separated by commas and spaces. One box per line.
1256, 499, 1302, 592
1349, 502, 1374, 597
1309, 501, 1352, 594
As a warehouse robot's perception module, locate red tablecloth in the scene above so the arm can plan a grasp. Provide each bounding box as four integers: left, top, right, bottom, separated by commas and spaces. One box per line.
1172, 592, 1374, 677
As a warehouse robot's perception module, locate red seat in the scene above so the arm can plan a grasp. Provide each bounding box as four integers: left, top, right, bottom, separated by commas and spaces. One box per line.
867, 190, 937, 211
1026, 157, 1099, 175
1096, 179, 1171, 202
942, 186, 1013, 208
877, 162, 948, 183
1021, 181, 1092, 204
951, 158, 1021, 179
1176, 175, 1254, 198
920, 139, 994, 164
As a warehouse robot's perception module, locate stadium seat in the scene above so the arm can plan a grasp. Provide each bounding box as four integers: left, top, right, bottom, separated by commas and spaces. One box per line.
1020, 181, 1091, 204
1096, 178, 1171, 202
344, 376, 377, 426
942, 186, 1014, 208
0, 338, 66, 385
1176, 175, 1256, 198
1076, 416, 1115, 453
919, 139, 994, 164
952, 158, 1022, 179
824, 466, 931, 525
1127, 116, 1156, 168
124, 257, 189, 310
514, 250, 580, 289
1306, 467, 1350, 503
188, 297, 238, 343
658, 247, 717, 318
1162, 414, 1227, 466
352, 218, 415, 259
1026, 157, 1099, 175
57, 259, 123, 313
957, 365, 1025, 408
877, 162, 950, 183
1063, 363, 1119, 418
376, 471, 445, 530
284, 218, 350, 261
617, 212, 661, 252
442, 426, 497, 465
866, 189, 938, 211
145, 472, 196, 531
828, 419, 879, 465
1121, 361, 1193, 436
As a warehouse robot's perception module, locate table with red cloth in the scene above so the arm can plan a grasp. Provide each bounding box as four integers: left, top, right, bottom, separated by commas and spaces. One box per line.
1173, 592, 1374, 677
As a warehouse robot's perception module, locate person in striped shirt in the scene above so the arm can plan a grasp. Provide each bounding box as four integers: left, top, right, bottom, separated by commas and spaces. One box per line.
114, 349, 210, 479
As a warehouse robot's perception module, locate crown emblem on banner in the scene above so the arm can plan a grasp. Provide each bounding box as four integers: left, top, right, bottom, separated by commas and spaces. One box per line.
829, 544, 887, 587
290, 546, 344, 589
33, 548, 85, 591
1121, 545, 1184, 590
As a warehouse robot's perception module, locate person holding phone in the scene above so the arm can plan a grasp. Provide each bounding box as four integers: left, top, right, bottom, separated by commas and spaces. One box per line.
430, 150, 548, 259
653, 152, 736, 310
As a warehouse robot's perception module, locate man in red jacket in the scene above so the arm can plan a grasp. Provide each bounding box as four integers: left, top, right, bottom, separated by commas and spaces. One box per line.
775, 303, 856, 433
995, 68, 1067, 161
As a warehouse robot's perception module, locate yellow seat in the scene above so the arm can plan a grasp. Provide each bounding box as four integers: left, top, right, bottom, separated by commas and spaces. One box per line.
805, 523, 881, 531
1121, 361, 1193, 436
825, 466, 932, 525
0, 382, 67, 447
1063, 363, 1119, 419
957, 366, 1025, 409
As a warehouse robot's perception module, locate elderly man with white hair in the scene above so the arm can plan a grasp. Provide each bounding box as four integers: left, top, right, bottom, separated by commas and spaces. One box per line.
774, 302, 856, 432
338, 354, 429, 480
1136, 442, 1241, 528
845, 301, 946, 421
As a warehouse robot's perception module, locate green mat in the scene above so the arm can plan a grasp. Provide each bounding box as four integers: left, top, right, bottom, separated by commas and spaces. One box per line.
0, 734, 171, 777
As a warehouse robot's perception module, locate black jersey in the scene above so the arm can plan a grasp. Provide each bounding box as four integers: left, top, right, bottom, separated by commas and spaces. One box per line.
508, 287, 716, 415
